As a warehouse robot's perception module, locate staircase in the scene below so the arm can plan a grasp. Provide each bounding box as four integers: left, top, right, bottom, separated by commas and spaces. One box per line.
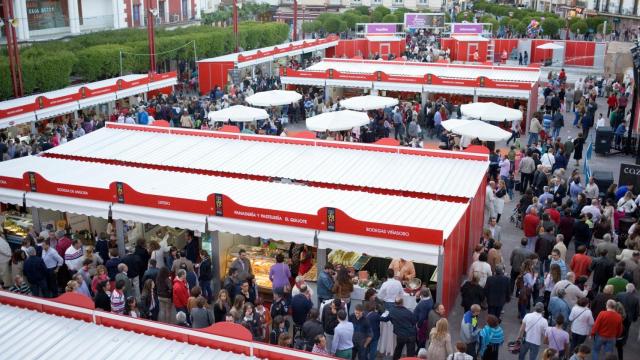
487, 41, 495, 63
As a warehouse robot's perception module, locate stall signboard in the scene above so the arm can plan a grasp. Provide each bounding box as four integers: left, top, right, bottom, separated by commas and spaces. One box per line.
404, 13, 445, 30
451, 23, 484, 34
365, 23, 398, 34
619, 163, 640, 193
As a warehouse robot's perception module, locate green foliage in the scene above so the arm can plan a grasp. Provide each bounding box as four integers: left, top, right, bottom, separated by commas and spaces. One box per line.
372, 6, 391, 22
480, 14, 495, 23
570, 19, 588, 34
324, 17, 347, 34
353, 6, 370, 15
342, 11, 360, 30
597, 21, 613, 34
500, 16, 511, 27
542, 18, 561, 37
302, 20, 322, 34
382, 14, 397, 23
509, 19, 522, 32
0, 22, 290, 100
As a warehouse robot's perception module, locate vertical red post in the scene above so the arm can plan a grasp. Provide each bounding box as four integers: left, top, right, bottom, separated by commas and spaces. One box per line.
293, 0, 298, 41
3, 0, 23, 97
233, 0, 239, 52
146, 0, 156, 74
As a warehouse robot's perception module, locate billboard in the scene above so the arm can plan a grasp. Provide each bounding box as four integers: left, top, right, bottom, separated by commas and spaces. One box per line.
365, 23, 398, 34
451, 23, 484, 34
404, 13, 445, 29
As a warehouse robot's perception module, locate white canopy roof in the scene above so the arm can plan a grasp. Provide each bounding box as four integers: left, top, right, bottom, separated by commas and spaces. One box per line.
537, 43, 564, 50
46, 127, 489, 198
445, 119, 512, 142
306, 110, 370, 132
246, 90, 302, 107
460, 102, 523, 122
306, 59, 541, 83
0, 304, 249, 360
207, 105, 269, 123
441, 119, 472, 132
339, 95, 399, 111
0, 156, 469, 239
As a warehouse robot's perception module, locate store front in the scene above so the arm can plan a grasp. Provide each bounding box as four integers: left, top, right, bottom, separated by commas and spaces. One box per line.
0, 123, 488, 310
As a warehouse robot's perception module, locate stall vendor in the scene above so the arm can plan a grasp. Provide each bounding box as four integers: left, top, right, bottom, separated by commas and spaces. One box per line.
388, 258, 416, 282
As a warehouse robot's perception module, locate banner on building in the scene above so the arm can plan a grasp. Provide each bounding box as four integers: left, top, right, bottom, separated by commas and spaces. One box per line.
404, 13, 445, 30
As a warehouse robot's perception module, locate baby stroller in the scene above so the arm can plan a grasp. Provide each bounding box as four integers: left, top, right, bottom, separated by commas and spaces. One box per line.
510, 206, 522, 229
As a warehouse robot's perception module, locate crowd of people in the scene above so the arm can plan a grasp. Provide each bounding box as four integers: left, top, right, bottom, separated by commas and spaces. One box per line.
404, 29, 450, 63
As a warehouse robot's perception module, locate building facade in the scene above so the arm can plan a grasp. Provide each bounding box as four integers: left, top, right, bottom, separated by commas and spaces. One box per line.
1, 0, 212, 41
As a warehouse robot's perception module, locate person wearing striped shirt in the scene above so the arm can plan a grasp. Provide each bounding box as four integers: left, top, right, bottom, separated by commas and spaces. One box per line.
64, 239, 84, 273
9, 275, 31, 295
110, 279, 126, 315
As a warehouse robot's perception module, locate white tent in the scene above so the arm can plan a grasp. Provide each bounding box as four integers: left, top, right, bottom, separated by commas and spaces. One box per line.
460, 102, 523, 122
206, 105, 269, 123
536, 43, 564, 50
245, 90, 302, 107
306, 110, 370, 132
447, 120, 511, 141
339, 95, 399, 111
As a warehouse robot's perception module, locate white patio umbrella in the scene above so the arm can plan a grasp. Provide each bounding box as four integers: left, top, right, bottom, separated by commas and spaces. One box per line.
339, 95, 399, 111
449, 120, 512, 142
460, 102, 523, 122
306, 110, 370, 132
245, 90, 302, 107
441, 119, 471, 131
536, 43, 564, 50
206, 105, 269, 123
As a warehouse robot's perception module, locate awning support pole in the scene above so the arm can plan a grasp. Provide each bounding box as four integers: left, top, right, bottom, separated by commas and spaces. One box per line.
115, 219, 125, 257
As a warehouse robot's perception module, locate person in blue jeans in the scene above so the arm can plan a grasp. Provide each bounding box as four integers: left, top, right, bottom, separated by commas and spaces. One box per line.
517, 303, 548, 360
590, 299, 623, 360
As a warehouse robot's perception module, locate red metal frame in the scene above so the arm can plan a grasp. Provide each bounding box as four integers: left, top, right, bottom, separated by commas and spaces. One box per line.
293, 0, 298, 41
3, 0, 23, 97
146, 0, 157, 74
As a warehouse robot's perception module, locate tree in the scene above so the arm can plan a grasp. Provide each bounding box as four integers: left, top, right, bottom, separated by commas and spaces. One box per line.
324, 17, 347, 34
597, 22, 613, 34
509, 19, 522, 33
342, 11, 359, 30
542, 18, 560, 37
353, 6, 370, 15
372, 6, 391, 22
302, 21, 321, 34
382, 14, 397, 23
499, 16, 511, 27
570, 19, 588, 35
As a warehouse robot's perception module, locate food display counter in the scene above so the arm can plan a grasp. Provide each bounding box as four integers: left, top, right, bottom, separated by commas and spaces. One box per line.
2, 213, 32, 247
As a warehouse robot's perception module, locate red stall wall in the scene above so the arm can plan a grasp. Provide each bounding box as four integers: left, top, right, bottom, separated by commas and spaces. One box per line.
198, 61, 235, 95
564, 41, 595, 67
442, 208, 468, 312
440, 38, 456, 59
493, 39, 519, 61
530, 40, 552, 64
368, 40, 406, 59
325, 45, 336, 58
334, 39, 368, 58
452, 41, 488, 62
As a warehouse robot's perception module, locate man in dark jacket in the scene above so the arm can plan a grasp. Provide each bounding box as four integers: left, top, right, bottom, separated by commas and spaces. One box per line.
536, 228, 556, 274
121, 250, 141, 299
413, 287, 434, 348
322, 298, 341, 351
183, 233, 198, 264
381, 296, 417, 359
616, 283, 639, 349
349, 304, 372, 360
23, 247, 49, 297
590, 249, 615, 293
198, 250, 213, 303
291, 286, 313, 330
133, 238, 150, 288
485, 265, 510, 319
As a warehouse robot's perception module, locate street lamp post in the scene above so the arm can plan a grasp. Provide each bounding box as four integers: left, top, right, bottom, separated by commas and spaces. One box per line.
2, 0, 24, 97
293, 0, 298, 41
146, 0, 157, 74
233, 0, 239, 52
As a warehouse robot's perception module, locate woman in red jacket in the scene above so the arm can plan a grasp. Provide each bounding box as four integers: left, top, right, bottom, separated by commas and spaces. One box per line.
172, 269, 190, 320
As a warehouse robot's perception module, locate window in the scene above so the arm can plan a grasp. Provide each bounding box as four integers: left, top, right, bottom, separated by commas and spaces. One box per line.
372, 0, 382, 3
393, 0, 404, 5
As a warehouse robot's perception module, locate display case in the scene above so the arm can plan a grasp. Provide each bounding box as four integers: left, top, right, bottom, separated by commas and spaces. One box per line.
2, 213, 33, 246
225, 244, 278, 289
328, 249, 371, 271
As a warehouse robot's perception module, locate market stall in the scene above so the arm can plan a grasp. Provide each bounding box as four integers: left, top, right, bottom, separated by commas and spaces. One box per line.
0, 123, 488, 310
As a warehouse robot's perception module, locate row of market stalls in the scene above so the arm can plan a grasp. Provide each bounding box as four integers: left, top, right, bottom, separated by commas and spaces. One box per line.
197, 36, 340, 96
281, 58, 540, 128
0, 72, 177, 133
0, 122, 488, 311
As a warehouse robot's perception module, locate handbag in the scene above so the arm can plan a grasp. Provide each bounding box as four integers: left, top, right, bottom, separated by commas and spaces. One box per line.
508, 340, 521, 354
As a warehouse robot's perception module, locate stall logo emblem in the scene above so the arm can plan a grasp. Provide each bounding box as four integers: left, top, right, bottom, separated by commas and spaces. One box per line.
28, 172, 37, 192
37, 96, 45, 109
479, 76, 486, 87
116, 182, 125, 203
328, 69, 334, 79
215, 194, 223, 216
426, 74, 433, 84
117, 79, 124, 90
376, 71, 382, 81
327, 207, 336, 231
80, 87, 87, 98
282, 67, 288, 76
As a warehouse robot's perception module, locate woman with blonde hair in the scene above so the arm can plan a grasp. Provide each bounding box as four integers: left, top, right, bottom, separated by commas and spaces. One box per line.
65, 280, 79, 293
427, 318, 452, 360
494, 179, 508, 223
617, 191, 637, 215
84, 246, 103, 276
91, 265, 109, 294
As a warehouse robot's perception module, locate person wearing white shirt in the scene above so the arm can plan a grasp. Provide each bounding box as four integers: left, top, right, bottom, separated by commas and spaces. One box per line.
484, 182, 496, 224
540, 148, 555, 170
596, 114, 606, 129
41, 239, 63, 297
517, 303, 548, 360
580, 199, 602, 223
617, 192, 637, 214
64, 239, 85, 273
568, 297, 594, 350
584, 177, 599, 200
378, 268, 404, 308
467, 253, 492, 287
